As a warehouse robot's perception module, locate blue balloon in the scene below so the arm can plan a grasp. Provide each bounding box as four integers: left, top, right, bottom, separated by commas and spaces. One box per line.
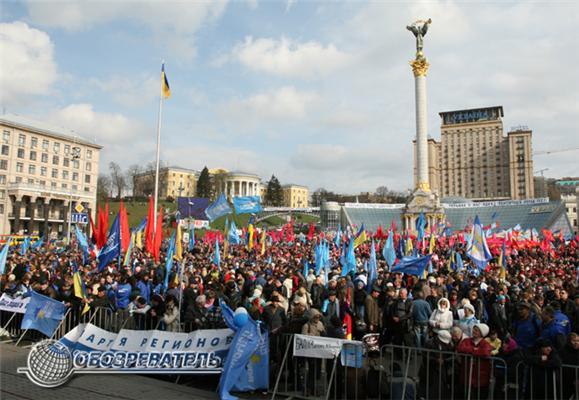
233, 307, 249, 328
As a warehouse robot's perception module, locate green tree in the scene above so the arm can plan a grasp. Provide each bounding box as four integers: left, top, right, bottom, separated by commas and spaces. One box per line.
196, 166, 211, 198
265, 174, 283, 206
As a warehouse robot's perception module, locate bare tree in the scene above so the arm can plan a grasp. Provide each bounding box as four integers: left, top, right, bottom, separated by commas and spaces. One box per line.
97, 174, 111, 203
109, 161, 126, 200
375, 186, 390, 197
125, 164, 143, 198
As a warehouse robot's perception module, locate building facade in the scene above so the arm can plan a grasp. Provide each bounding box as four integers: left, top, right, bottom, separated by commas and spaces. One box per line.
0, 115, 101, 236
561, 194, 578, 234
414, 106, 534, 201
211, 169, 262, 199
133, 166, 198, 199
282, 184, 309, 208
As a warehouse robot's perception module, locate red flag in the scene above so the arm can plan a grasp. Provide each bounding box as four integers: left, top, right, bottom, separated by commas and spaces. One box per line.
145, 197, 155, 255
343, 312, 353, 340
152, 207, 163, 262
542, 229, 555, 243
119, 199, 130, 253
306, 223, 315, 241
88, 212, 97, 244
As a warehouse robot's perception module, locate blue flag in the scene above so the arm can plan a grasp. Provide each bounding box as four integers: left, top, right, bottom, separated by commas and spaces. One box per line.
382, 232, 396, 268
75, 225, 90, 258
416, 213, 426, 242
391, 254, 432, 276
188, 227, 195, 251
0, 238, 11, 275
341, 239, 356, 277
456, 252, 464, 271
229, 220, 241, 245
214, 239, 221, 270
466, 215, 492, 270
334, 224, 342, 247
20, 236, 31, 255
205, 193, 233, 221
31, 236, 43, 250
164, 232, 176, 290
368, 239, 378, 291
218, 301, 262, 400
177, 197, 210, 220
21, 291, 66, 337
97, 214, 121, 272
232, 196, 262, 214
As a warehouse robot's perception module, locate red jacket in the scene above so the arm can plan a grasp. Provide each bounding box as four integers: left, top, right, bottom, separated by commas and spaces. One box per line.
457, 337, 493, 387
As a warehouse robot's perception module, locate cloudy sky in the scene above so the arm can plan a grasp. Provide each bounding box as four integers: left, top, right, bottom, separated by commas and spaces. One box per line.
1, 1, 578, 194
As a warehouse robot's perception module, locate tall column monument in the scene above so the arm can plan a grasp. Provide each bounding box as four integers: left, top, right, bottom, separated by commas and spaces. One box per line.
403, 19, 444, 231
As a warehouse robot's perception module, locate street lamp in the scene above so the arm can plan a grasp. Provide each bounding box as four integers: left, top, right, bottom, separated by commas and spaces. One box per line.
66, 146, 81, 244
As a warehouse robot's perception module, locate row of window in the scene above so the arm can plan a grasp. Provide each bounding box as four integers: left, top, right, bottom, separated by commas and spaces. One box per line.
2, 145, 93, 171
9, 176, 92, 192
10, 162, 92, 183
2, 130, 93, 158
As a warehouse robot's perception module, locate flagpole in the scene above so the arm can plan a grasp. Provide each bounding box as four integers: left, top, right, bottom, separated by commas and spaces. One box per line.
153, 62, 165, 233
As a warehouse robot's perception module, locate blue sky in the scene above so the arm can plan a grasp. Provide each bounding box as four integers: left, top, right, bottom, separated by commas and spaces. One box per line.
1, 0, 578, 194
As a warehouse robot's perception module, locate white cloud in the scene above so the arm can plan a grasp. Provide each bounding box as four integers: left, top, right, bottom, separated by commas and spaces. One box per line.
25, 1, 228, 60
220, 86, 319, 125
232, 36, 352, 78
88, 74, 160, 108
48, 103, 142, 144
0, 21, 57, 106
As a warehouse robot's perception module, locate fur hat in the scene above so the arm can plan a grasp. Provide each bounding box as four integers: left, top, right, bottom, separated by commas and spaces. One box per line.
463, 303, 475, 315
474, 323, 490, 338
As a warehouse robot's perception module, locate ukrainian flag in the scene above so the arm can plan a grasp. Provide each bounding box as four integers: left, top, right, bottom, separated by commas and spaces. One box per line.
161, 63, 171, 99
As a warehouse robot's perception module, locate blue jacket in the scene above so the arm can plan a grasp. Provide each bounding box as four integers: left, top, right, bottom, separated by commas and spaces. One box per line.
541, 315, 570, 350
115, 283, 132, 309
412, 299, 432, 324
136, 280, 151, 304
513, 315, 541, 349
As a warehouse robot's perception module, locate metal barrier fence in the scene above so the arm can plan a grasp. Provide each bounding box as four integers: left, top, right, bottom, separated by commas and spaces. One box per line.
0, 306, 133, 346
269, 337, 579, 400
270, 334, 366, 400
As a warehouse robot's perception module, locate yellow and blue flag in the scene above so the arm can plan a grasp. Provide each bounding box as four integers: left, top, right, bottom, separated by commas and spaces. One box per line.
161, 63, 171, 99
353, 224, 367, 248
21, 291, 66, 337
466, 215, 492, 270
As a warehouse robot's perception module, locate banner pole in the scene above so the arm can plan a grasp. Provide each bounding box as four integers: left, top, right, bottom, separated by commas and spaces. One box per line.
153, 63, 164, 233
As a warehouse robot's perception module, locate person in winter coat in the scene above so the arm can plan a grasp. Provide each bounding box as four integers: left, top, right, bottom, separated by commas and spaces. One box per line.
364, 286, 381, 333
262, 295, 288, 335
512, 301, 541, 350
412, 290, 432, 348
456, 303, 479, 337
490, 295, 510, 338
429, 297, 453, 334
560, 333, 579, 400
419, 330, 454, 400
162, 295, 180, 332
301, 308, 325, 336
457, 323, 493, 397
526, 338, 562, 400
541, 306, 569, 351
353, 280, 367, 319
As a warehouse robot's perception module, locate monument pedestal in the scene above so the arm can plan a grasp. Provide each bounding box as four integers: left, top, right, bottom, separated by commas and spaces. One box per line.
403, 188, 444, 232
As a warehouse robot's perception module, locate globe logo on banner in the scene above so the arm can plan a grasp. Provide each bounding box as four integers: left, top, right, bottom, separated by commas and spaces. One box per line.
18, 339, 74, 388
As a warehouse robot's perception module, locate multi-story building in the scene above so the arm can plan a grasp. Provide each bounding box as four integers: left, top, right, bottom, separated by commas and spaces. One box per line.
211, 169, 262, 199
133, 166, 198, 199
282, 184, 309, 208
414, 106, 534, 201
0, 114, 101, 236
561, 194, 578, 234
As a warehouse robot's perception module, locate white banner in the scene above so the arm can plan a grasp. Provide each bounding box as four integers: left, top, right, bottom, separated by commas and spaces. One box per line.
293, 334, 362, 359
0, 294, 30, 314
61, 323, 235, 372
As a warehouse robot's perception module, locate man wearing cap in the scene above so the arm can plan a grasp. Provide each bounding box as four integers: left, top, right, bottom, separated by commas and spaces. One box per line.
364, 286, 381, 333
490, 294, 510, 339
512, 301, 541, 350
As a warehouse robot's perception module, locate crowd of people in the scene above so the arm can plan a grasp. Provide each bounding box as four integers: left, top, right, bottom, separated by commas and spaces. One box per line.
1, 227, 578, 399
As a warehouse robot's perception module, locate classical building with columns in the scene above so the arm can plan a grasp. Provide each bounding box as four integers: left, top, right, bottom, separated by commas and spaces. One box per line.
210, 169, 262, 199
0, 114, 101, 236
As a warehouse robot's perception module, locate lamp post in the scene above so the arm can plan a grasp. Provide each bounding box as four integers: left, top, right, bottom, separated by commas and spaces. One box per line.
66, 146, 81, 244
